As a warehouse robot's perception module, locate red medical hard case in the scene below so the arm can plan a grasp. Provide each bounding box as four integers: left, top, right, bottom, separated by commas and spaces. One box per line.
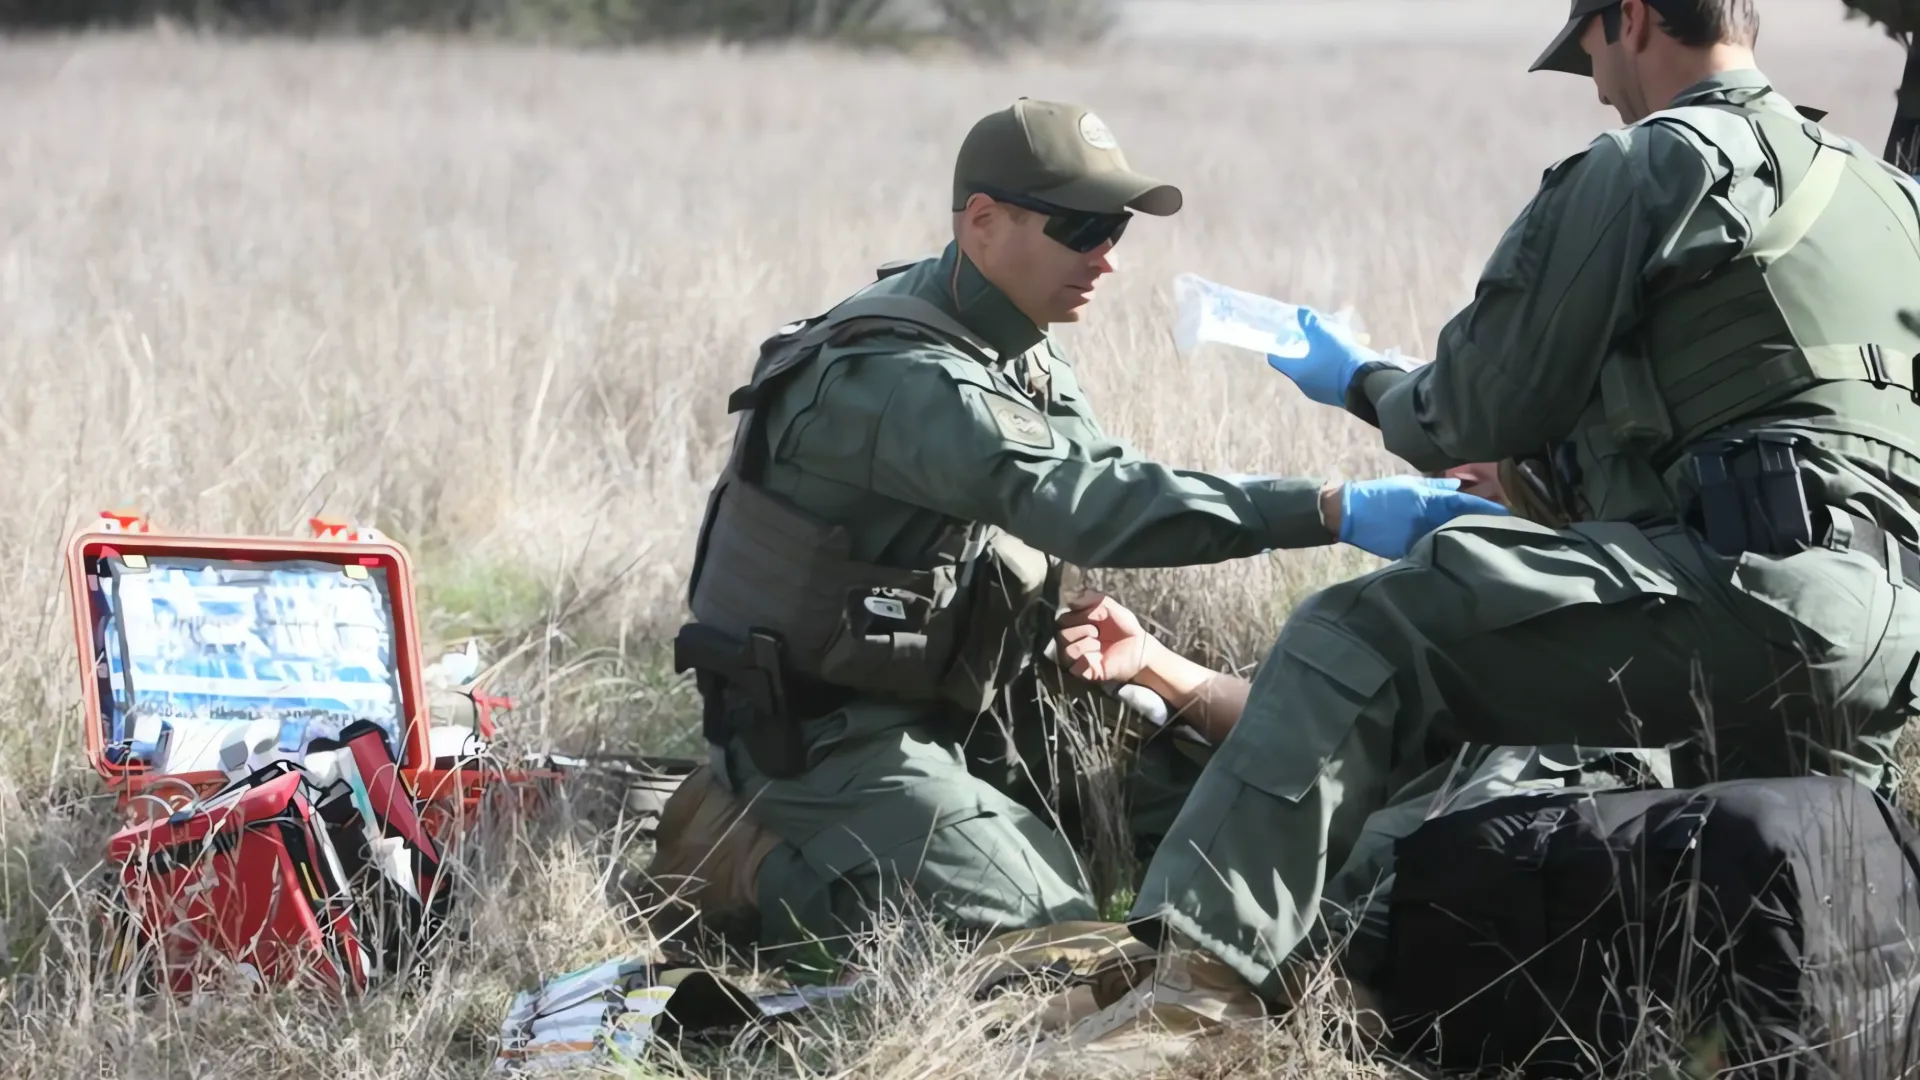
67, 512, 555, 995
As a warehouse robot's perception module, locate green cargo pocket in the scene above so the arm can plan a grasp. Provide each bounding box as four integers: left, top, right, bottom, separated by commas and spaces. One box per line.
1572, 521, 1695, 600
1223, 616, 1395, 803
791, 779, 1094, 931
795, 783, 994, 883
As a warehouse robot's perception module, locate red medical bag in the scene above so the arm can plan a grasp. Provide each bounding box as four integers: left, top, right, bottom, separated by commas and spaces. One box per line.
68, 513, 554, 996
106, 762, 372, 994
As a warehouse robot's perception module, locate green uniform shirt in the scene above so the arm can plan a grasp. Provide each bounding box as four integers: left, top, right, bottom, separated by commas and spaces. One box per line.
1354, 68, 1920, 530
755, 242, 1335, 570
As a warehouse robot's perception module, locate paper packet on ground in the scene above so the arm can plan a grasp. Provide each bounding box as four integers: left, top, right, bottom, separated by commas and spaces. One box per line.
492, 958, 860, 1073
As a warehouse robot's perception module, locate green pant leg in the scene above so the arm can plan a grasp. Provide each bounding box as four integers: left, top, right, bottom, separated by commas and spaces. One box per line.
1130, 515, 1920, 1000
1122, 731, 1209, 862
713, 701, 1100, 961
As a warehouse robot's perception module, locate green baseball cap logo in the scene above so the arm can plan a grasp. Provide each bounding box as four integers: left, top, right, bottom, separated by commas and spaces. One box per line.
1078, 112, 1118, 150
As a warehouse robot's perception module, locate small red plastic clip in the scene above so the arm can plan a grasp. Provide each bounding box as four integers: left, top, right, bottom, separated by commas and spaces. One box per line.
308, 517, 384, 543
97, 510, 151, 534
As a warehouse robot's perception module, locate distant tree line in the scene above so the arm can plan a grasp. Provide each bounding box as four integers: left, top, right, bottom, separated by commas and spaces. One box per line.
0, 0, 1121, 51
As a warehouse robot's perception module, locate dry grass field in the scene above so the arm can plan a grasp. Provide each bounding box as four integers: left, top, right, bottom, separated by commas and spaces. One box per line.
0, 4, 1914, 1076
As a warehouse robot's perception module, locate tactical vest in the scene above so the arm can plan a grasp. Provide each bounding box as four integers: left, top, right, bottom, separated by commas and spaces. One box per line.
1563, 87, 1920, 524
683, 272, 1057, 722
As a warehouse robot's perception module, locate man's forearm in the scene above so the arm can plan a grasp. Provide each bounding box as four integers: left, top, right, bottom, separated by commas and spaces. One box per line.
1352, 365, 1409, 428
1133, 639, 1250, 745
1342, 363, 1464, 473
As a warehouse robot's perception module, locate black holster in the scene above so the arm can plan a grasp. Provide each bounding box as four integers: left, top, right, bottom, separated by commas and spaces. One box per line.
1510, 443, 1588, 526
673, 623, 809, 779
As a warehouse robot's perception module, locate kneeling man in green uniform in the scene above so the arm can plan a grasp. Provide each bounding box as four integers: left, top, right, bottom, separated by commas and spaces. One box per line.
636, 97, 1505, 963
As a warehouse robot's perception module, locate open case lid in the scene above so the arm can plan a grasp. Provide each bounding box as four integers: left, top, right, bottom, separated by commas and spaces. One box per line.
65, 514, 432, 795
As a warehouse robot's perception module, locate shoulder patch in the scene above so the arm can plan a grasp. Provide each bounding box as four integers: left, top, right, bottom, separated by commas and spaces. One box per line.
984, 393, 1055, 449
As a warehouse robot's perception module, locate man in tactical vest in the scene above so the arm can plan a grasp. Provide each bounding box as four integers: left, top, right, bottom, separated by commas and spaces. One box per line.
634, 98, 1508, 961
1041, 0, 1920, 1057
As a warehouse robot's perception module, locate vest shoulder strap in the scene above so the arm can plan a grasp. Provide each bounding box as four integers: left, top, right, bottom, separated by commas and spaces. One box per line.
816, 293, 1000, 367
722, 292, 998, 418
1747, 136, 1847, 265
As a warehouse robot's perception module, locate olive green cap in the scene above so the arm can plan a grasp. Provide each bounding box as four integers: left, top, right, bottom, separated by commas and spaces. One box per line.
951, 98, 1182, 216
1530, 0, 1617, 76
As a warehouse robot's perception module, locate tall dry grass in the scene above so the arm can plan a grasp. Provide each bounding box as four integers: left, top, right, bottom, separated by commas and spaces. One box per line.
0, 9, 1914, 1076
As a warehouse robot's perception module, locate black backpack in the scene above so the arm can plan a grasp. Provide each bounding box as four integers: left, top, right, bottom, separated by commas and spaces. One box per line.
1377, 776, 1920, 1078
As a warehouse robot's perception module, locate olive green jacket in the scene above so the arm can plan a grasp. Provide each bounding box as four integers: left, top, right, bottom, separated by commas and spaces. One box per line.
1352, 69, 1920, 538
753, 242, 1336, 571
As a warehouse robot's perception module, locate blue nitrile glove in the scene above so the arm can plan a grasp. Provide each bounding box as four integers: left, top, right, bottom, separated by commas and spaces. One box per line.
1338, 476, 1510, 560
1266, 308, 1378, 408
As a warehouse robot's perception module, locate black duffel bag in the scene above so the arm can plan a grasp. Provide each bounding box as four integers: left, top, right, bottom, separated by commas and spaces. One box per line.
1377, 776, 1920, 1078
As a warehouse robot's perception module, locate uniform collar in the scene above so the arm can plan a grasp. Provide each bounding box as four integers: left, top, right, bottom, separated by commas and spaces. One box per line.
917, 242, 1048, 363
1665, 68, 1776, 110
1663, 67, 1828, 123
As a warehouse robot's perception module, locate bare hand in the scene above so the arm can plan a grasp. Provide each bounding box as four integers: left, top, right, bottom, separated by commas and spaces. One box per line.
1436, 462, 1505, 503
1056, 591, 1157, 685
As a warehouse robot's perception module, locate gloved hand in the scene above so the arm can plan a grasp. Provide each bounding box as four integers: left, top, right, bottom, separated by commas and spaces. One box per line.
1266, 308, 1382, 408
1334, 476, 1510, 560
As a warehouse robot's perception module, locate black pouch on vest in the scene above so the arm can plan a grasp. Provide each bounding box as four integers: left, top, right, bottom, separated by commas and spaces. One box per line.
1378, 777, 1920, 1079
1686, 432, 1815, 557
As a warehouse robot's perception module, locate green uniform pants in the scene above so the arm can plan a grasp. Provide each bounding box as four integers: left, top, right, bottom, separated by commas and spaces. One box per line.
1129, 515, 1920, 1001
711, 678, 1205, 961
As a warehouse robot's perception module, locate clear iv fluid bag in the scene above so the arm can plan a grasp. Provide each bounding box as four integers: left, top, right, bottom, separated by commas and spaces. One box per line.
1173, 273, 1344, 359
1172, 273, 1422, 368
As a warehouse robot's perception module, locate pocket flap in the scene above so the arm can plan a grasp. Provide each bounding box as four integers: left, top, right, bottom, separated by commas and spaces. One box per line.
1570, 520, 1692, 600
1226, 618, 1394, 802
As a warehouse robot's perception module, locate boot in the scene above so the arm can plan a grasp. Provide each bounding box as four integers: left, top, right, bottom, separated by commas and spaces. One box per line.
1031, 936, 1268, 1070
621, 765, 780, 946
969, 921, 1159, 1035
1033, 934, 1390, 1071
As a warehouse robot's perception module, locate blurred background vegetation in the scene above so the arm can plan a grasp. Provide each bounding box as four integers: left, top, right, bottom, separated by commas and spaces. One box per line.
0, 0, 1121, 51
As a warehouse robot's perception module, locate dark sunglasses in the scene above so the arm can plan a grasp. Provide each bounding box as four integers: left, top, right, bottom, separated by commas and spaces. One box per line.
974, 186, 1130, 253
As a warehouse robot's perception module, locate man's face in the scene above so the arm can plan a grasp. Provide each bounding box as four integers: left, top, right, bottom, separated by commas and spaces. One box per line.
1579, 2, 1649, 123
969, 199, 1123, 326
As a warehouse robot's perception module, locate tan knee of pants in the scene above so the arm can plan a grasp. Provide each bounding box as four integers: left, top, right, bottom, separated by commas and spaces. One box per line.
627, 765, 779, 941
